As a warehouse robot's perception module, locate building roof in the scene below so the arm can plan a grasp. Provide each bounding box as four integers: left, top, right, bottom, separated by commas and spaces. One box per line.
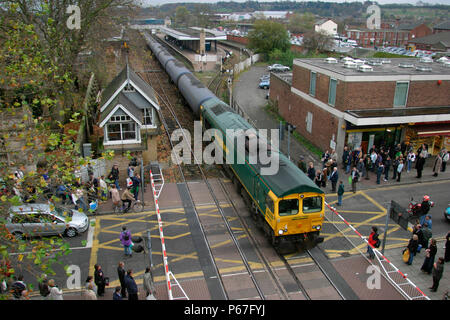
315, 19, 335, 26
433, 20, 450, 30
294, 58, 450, 79
408, 31, 450, 47
398, 23, 426, 31
100, 64, 159, 113
159, 26, 227, 41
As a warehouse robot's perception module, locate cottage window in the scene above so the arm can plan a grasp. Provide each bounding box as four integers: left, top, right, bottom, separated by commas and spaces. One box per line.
143, 108, 153, 126
328, 78, 337, 106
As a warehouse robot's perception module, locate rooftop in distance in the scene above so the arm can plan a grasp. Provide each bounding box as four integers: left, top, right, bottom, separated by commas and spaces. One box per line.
294, 57, 450, 77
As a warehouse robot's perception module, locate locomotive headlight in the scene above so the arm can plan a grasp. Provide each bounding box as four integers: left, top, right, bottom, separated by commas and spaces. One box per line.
313, 225, 321, 230
278, 229, 284, 235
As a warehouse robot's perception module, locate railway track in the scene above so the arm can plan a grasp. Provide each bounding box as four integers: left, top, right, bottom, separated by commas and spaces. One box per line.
139, 34, 348, 300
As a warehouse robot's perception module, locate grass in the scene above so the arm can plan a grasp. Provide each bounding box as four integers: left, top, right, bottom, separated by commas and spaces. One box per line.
264, 102, 323, 159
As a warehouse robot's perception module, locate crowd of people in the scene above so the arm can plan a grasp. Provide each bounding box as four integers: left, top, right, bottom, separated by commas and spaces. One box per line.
1, 225, 157, 300
298, 143, 449, 196
10, 157, 143, 215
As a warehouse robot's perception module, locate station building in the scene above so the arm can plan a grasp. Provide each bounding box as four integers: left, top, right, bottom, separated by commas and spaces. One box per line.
269, 57, 450, 159
157, 26, 227, 72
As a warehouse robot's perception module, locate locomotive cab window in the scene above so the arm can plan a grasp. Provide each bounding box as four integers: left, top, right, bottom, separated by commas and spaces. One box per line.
302, 197, 322, 213
278, 199, 299, 216
265, 195, 274, 213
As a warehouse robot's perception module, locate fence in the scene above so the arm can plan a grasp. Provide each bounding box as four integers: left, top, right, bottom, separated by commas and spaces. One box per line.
233, 53, 260, 75
325, 202, 429, 300
75, 158, 106, 183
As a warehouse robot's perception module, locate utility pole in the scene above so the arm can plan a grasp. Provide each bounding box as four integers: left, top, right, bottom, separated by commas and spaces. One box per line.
381, 201, 391, 256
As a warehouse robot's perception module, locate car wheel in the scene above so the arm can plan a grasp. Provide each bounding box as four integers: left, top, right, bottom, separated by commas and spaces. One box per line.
13, 232, 24, 241
65, 227, 77, 238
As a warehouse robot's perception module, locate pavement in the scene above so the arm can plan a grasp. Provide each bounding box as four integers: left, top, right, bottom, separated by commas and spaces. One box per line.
232, 65, 450, 300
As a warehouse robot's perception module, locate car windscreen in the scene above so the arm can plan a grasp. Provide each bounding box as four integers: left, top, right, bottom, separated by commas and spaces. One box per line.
302, 197, 322, 213
52, 207, 73, 220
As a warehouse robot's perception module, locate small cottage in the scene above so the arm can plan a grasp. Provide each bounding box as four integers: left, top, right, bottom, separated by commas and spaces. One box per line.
99, 64, 160, 161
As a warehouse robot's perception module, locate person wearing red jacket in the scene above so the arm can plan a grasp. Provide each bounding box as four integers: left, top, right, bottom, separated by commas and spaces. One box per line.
367, 226, 379, 260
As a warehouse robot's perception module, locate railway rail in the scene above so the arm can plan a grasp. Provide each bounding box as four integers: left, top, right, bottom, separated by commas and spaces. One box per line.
139, 33, 348, 300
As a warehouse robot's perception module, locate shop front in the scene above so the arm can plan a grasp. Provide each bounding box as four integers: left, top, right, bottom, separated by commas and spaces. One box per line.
345, 125, 404, 155
405, 122, 450, 155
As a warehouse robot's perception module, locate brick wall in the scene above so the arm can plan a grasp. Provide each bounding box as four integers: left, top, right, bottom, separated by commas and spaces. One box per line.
227, 35, 249, 45
293, 65, 450, 110
271, 75, 339, 153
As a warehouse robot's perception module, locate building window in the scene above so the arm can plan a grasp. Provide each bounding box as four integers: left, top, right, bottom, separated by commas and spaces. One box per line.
328, 78, 337, 106
306, 112, 313, 133
309, 72, 316, 97
106, 122, 137, 141
143, 108, 153, 126
393, 82, 409, 107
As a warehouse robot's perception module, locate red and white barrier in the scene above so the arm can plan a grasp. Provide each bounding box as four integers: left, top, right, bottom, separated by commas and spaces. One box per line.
149, 169, 173, 300
325, 202, 430, 300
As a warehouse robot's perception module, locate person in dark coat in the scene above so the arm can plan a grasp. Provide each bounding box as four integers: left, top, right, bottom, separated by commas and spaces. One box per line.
117, 261, 127, 298
94, 264, 106, 297
406, 234, 419, 265
415, 153, 426, 178
337, 181, 344, 206
383, 156, 391, 181
329, 167, 339, 192
297, 156, 307, 173
113, 286, 123, 300
421, 239, 437, 274
125, 269, 138, 300
108, 164, 120, 190
430, 257, 444, 292
307, 162, 316, 181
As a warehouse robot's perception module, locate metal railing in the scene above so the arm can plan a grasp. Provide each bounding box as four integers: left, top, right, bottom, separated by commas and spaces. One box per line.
325, 202, 429, 300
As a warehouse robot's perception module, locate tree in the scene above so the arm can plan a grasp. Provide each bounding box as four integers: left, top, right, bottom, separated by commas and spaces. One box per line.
248, 20, 290, 57
3, 0, 135, 123
302, 31, 334, 54
0, 3, 113, 299
174, 6, 190, 27
288, 12, 316, 34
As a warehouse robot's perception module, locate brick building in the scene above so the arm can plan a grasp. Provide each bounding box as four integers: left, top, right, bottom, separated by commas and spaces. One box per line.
269, 57, 450, 159
344, 23, 432, 48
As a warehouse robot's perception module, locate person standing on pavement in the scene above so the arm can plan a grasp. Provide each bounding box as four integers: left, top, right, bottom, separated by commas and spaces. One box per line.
406, 234, 419, 265
329, 167, 338, 192
367, 226, 379, 260
307, 162, 316, 181
416, 146, 427, 178
337, 181, 344, 206
396, 159, 404, 182
421, 238, 437, 274
407, 150, 415, 173
117, 261, 127, 299
110, 184, 121, 209
48, 279, 63, 300
297, 156, 307, 173
432, 153, 442, 177
125, 269, 138, 300
11, 275, 28, 300
421, 222, 432, 248
364, 153, 371, 180
85, 282, 98, 300
357, 158, 365, 179
143, 267, 156, 299
383, 155, 391, 181
314, 169, 323, 188
131, 173, 141, 200
430, 257, 445, 292
120, 226, 133, 257
351, 167, 359, 193
342, 146, 349, 171
108, 164, 120, 190
376, 162, 384, 185
441, 149, 449, 172
94, 264, 106, 297
38, 274, 50, 299
444, 231, 450, 263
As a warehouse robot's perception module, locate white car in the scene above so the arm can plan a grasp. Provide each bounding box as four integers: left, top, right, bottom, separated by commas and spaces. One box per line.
6, 203, 89, 239
267, 64, 290, 72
